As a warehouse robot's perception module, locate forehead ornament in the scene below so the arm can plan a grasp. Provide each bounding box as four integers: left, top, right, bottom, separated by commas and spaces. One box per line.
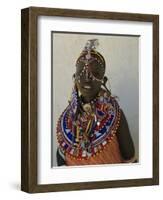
76, 39, 105, 82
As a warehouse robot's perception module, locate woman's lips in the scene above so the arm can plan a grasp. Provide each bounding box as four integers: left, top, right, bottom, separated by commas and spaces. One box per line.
82, 85, 92, 89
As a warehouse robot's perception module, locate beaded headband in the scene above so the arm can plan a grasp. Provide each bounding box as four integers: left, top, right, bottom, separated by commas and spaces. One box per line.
76, 39, 105, 67
76, 39, 105, 82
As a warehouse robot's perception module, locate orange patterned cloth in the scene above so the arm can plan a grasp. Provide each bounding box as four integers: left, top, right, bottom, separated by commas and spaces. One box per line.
65, 134, 123, 166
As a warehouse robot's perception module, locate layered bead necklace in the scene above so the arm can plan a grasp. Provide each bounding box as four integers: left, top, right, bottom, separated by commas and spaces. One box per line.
57, 88, 121, 160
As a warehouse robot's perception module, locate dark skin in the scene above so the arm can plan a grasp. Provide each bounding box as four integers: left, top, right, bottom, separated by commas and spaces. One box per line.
76, 53, 135, 160
75, 55, 105, 103
117, 109, 135, 161
57, 52, 135, 165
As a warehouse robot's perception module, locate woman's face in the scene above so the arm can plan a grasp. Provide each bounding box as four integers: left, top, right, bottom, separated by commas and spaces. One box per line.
75, 54, 105, 102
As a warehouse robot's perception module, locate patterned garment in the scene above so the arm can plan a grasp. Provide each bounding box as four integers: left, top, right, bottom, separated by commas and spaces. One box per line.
66, 134, 123, 165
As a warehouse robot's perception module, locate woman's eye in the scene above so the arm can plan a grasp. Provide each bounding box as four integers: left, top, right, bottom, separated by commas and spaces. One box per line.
92, 72, 100, 76
76, 63, 84, 74
92, 72, 102, 79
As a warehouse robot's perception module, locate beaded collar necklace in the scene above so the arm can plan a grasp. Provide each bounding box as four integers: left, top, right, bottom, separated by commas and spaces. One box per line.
57, 89, 121, 160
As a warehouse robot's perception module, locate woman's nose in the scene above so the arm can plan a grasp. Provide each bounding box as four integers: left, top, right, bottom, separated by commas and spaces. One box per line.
85, 68, 92, 81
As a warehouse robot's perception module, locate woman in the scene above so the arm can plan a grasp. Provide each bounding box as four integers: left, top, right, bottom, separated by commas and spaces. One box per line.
56, 39, 135, 166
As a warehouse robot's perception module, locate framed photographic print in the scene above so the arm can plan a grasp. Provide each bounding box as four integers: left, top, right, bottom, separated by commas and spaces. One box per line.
21, 7, 159, 193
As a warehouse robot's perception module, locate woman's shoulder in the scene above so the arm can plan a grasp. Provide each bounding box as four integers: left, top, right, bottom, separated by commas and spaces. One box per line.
117, 109, 135, 161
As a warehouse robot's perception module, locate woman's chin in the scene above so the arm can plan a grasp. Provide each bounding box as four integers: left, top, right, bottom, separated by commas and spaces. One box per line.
80, 90, 100, 102
80, 88, 92, 95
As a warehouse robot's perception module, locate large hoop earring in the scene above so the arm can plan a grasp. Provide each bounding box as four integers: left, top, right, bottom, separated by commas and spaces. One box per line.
102, 76, 111, 96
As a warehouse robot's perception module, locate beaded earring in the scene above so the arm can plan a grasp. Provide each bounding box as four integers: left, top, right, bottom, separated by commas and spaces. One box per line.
69, 73, 83, 121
